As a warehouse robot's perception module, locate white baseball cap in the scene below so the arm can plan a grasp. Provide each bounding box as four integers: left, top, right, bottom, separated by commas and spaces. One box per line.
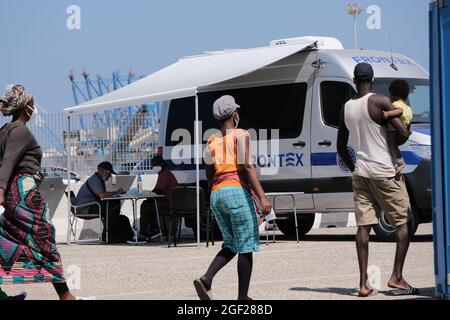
212, 95, 240, 120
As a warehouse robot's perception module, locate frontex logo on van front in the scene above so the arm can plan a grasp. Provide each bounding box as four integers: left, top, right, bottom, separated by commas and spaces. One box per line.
253, 153, 304, 168
352, 56, 414, 65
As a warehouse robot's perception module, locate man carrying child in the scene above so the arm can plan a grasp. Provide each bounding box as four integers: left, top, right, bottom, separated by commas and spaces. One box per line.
337, 63, 419, 297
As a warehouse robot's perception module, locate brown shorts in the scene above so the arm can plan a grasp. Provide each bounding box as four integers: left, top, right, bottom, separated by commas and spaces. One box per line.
352, 174, 411, 227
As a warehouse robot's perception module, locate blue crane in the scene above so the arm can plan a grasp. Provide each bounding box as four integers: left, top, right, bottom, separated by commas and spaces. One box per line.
68, 68, 160, 161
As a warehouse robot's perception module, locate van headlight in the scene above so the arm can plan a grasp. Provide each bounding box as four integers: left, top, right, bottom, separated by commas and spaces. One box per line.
409, 142, 431, 160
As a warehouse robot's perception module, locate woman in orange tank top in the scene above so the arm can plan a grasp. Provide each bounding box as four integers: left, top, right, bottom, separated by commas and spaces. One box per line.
193, 95, 271, 300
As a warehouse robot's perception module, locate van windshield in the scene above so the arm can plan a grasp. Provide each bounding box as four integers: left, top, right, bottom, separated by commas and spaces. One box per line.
373, 78, 430, 124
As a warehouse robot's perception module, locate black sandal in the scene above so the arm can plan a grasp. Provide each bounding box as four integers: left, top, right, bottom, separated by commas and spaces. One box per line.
388, 284, 419, 296
193, 277, 212, 300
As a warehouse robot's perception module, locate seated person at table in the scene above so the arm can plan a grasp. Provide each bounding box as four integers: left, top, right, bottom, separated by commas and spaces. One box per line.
139, 156, 178, 239
74, 161, 132, 243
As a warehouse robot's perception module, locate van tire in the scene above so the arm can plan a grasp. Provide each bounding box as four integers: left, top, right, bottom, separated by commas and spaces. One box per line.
276, 213, 315, 238
372, 199, 420, 242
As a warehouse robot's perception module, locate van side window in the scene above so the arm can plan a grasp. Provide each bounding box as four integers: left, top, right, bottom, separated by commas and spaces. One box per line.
320, 81, 355, 128
165, 97, 196, 146
165, 83, 308, 146
201, 83, 307, 140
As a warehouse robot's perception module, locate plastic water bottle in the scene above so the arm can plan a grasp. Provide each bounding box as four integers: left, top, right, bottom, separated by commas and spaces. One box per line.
137, 174, 143, 194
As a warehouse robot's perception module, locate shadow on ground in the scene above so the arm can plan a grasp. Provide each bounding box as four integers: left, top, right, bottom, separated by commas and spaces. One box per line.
290, 286, 436, 299
290, 286, 359, 297
259, 232, 433, 243
78, 230, 433, 247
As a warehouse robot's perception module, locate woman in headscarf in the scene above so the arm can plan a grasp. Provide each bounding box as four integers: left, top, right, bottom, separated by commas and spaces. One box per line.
0, 85, 93, 300
193, 95, 272, 300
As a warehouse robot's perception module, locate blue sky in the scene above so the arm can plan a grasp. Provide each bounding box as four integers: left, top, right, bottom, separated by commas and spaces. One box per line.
0, 0, 429, 112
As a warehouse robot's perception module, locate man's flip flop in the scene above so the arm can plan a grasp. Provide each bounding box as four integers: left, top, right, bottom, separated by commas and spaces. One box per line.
358, 289, 378, 297
193, 278, 212, 300
388, 284, 419, 296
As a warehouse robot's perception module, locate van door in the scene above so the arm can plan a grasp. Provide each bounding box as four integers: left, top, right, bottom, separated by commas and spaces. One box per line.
311, 78, 356, 211
252, 81, 314, 211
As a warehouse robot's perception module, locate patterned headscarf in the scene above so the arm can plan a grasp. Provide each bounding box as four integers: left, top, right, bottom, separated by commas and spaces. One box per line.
0, 85, 33, 117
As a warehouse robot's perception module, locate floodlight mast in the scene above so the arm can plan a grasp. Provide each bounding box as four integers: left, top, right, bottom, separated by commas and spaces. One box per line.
346, 3, 363, 50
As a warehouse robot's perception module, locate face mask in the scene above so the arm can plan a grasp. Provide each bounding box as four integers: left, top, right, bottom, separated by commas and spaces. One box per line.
234, 114, 240, 128
100, 170, 110, 181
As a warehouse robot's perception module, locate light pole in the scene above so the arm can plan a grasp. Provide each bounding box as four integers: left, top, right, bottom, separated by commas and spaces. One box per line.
346, 3, 362, 50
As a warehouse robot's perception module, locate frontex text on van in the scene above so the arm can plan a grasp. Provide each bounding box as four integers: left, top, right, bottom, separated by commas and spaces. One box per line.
158, 36, 431, 241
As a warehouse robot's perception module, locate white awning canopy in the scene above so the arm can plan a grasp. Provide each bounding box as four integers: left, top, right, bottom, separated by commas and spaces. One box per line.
63, 40, 318, 115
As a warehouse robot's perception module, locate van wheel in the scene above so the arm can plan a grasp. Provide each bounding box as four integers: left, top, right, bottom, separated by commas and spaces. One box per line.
373, 200, 420, 242
276, 213, 315, 239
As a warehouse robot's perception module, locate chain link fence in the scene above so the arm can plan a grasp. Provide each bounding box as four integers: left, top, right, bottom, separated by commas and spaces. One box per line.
1, 105, 159, 177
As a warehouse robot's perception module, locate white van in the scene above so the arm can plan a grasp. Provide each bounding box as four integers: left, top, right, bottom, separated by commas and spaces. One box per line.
158, 36, 431, 241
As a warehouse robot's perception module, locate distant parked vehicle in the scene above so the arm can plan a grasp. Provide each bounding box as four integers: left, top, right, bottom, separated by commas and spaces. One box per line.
42, 166, 81, 184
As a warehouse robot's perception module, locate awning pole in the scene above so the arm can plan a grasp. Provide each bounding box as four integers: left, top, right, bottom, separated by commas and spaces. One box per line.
195, 91, 200, 248
66, 115, 72, 245
108, 110, 113, 163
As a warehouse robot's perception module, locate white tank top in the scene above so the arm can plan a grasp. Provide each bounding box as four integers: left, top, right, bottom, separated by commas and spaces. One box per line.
344, 93, 396, 179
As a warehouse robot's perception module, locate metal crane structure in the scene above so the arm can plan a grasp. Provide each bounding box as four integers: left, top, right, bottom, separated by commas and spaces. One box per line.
68, 68, 160, 171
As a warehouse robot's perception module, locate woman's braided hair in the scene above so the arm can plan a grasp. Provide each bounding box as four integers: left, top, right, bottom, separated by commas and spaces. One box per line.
0, 85, 33, 117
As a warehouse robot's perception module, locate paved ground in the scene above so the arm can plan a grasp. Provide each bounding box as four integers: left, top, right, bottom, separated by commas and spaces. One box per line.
2, 224, 435, 300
